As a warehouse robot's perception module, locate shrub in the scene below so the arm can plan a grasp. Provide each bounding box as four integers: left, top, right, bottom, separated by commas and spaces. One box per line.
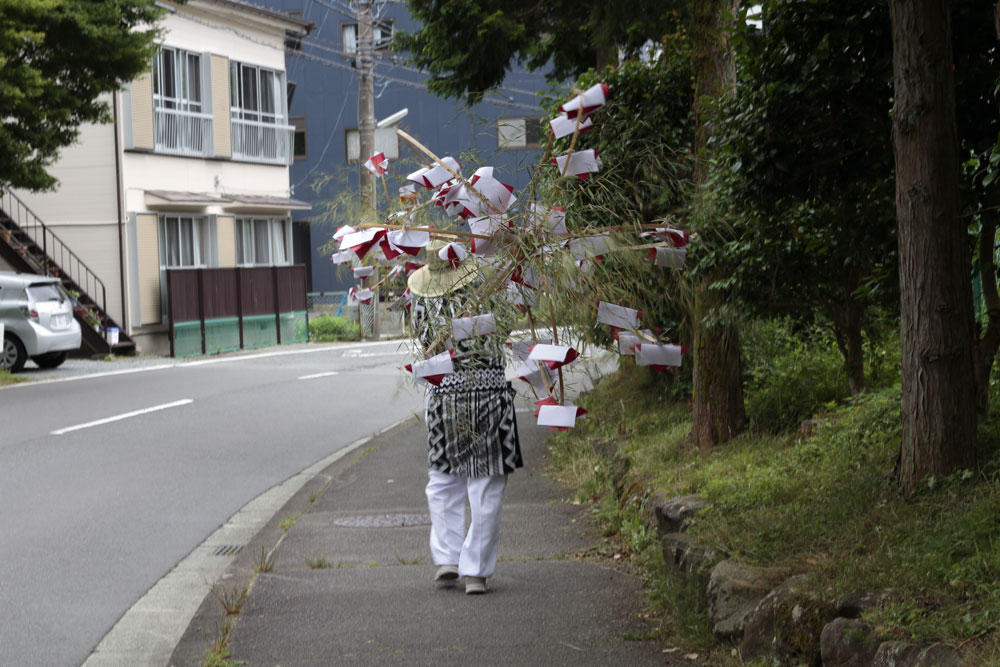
308, 315, 359, 342
742, 318, 850, 433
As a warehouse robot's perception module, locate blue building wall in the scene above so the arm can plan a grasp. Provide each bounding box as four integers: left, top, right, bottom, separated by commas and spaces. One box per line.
260, 0, 551, 292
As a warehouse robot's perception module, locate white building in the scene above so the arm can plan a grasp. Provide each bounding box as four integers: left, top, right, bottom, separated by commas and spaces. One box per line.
2, 0, 311, 355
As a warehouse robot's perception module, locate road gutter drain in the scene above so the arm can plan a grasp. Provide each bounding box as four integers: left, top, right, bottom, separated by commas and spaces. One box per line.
213, 544, 243, 557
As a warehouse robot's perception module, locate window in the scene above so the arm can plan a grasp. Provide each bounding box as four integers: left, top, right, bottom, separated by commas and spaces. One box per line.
290, 116, 307, 160
159, 215, 207, 268
345, 127, 399, 162
342, 20, 393, 53
236, 217, 290, 266
151, 47, 210, 155
230, 62, 284, 125
153, 48, 202, 113
284, 28, 303, 53
497, 117, 545, 149
230, 62, 292, 164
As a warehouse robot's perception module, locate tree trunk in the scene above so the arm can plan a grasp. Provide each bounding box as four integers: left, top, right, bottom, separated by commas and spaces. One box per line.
974, 210, 1000, 414
890, 0, 977, 492
690, 0, 745, 448
692, 288, 746, 445
830, 301, 867, 395
828, 268, 867, 394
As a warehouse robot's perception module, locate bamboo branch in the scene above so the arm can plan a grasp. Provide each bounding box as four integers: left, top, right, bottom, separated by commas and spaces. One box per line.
396, 128, 504, 216
526, 307, 555, 399
358, 222, 491, 240
379, 173, 393, 212
559, 91, 586, 178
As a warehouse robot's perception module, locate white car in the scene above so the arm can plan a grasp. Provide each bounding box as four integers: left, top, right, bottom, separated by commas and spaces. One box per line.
0, 272, 81, 372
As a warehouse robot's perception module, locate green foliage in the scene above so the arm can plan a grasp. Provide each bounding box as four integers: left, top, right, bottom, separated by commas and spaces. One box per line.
395, 0, 681, 103
0, 0, 164, 190
553, 361, 1000, 651
0, 369, 28, 386
742, 319, 850, 433
689, 388, 903, 563
530, 37, 696, 349
706, 0, 898, 392
551, 37, 694, 223
305, 557, 337, 569
308, 315, 359, 342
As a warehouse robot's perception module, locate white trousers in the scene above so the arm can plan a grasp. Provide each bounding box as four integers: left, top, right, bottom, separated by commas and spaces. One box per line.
425, 470, 507, 579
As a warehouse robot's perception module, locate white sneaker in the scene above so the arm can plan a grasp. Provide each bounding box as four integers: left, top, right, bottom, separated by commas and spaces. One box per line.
464, 576, 487, 594
434, 564, 459, 581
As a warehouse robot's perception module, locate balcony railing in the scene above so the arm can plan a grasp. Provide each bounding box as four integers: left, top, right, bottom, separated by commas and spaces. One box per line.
154, 107, 213, 157
231, 119, 294, 165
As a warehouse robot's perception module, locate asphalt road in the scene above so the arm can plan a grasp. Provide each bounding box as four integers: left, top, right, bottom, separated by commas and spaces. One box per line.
0, 341, 422, 667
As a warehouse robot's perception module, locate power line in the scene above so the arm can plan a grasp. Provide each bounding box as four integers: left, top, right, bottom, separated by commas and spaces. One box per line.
299, 30, 542, 100
297, 36, 544, 105
308, 0, 356, 21
295, 50, 542, 112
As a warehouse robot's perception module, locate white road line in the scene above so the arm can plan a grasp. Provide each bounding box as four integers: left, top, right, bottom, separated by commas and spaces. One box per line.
298, 371, 340, 380
348, 351, 409, 358
179, 342, 407, 367
8, 364, 176, 387
50, 399, 193, 435
1, 340, 413, 391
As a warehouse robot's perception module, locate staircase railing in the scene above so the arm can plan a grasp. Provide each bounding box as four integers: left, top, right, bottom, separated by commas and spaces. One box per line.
0, 188, 108, 317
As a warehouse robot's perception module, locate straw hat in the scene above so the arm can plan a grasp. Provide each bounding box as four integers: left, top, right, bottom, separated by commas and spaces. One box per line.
408, 239, 479, 297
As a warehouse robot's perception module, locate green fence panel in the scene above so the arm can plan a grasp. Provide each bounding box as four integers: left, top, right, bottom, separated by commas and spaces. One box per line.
279, 311, 308, 344
204, 317, 241, 355
173, 320, 202, 358
242, 314, 277, 349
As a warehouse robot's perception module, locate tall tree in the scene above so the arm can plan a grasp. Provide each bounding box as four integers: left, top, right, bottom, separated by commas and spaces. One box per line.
396, 0, 678, 103
713, 0, 898, 395
951, 2, 1000, 413
889, 0, 976, 491
1, 0, 163, 191
690, 0, 746, 447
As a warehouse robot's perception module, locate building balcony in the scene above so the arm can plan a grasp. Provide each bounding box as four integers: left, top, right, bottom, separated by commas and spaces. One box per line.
231, 119, 294, 166
153, 108, 214, 157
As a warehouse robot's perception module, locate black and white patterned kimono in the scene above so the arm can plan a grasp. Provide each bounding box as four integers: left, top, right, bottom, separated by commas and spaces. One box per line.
412, 292, 523, 478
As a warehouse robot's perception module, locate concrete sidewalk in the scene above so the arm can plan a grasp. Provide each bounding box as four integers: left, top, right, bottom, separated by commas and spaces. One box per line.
169, 407, 681, 666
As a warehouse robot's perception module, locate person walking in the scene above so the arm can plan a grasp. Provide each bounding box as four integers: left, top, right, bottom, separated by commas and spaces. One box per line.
407, 240, 522, 595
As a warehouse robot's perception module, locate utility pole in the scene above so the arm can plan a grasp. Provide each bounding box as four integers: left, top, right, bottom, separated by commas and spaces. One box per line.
358, 1, 375, 214
357, 1, 378, 338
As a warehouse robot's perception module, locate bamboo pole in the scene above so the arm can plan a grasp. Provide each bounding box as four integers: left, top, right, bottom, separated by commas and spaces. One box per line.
396, 128, 504, 216
526, 307, 555, 399
379, 172, 394, 212
559, 91, 587, 178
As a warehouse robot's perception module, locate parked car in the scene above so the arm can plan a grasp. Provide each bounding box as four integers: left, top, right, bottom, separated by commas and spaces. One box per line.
0, 272, 81, 372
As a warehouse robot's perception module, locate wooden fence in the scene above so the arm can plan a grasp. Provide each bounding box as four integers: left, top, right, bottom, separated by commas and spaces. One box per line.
166, 265, 308, 357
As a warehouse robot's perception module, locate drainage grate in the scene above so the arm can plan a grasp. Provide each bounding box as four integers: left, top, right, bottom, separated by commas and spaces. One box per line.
332, 513, 432, 528
213, 544, 243, 557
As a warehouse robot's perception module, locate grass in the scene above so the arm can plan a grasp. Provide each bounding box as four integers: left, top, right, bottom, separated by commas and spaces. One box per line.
397, 555, 424, 565
0, 369, 28, 386
308, 314, 360, 342
306, 557, 338, 569
353, 445, 377, 463
211, 583, 248, 616
202, 618, 245, 667
253, 546, 275, 574
548, 354, 1000, 661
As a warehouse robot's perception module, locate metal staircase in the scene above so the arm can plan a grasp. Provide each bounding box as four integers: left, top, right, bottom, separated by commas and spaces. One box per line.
0, 189, 135, 356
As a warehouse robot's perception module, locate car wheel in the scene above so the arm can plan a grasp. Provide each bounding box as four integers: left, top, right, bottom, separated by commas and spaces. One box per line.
1, 334, 27, 373
32, 351, 68, 369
